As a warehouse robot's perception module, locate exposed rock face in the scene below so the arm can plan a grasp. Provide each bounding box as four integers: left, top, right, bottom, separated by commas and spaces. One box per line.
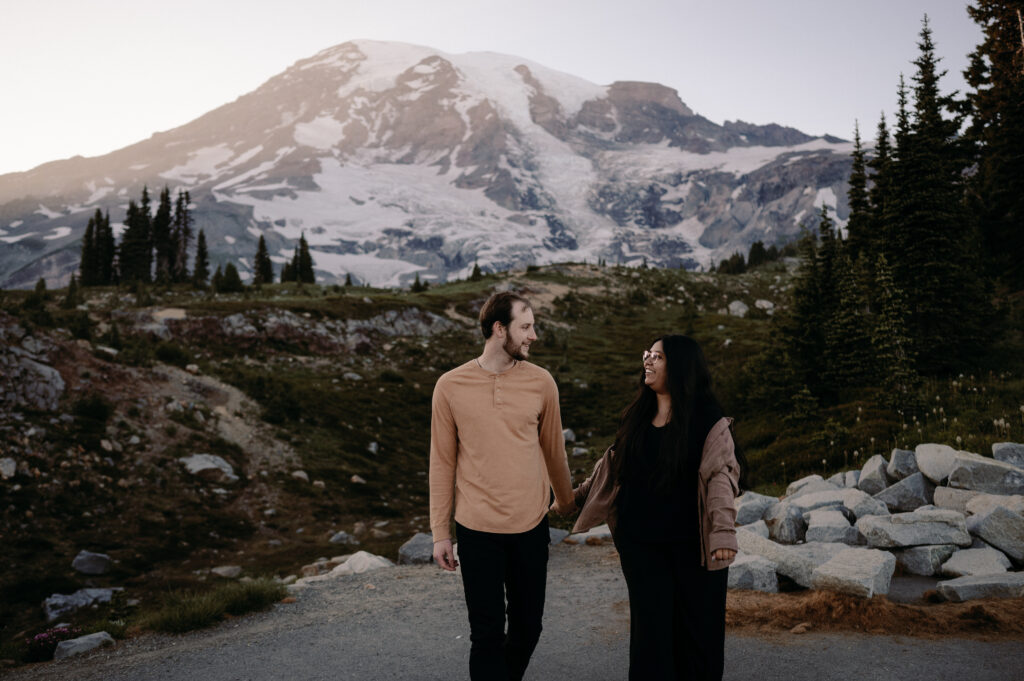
0, 40, 853, 289
0, 314, 65, 410
43, 588, 121, 622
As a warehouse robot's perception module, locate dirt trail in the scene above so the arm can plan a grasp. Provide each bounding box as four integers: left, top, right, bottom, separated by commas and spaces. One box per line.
7, 544, 1022, 681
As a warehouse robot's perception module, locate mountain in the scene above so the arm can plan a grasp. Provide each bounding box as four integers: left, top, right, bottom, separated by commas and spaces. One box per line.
0, 40, 854, 288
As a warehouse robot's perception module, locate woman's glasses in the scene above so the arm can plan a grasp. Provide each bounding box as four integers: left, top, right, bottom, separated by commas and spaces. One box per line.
642, 350, 665, 364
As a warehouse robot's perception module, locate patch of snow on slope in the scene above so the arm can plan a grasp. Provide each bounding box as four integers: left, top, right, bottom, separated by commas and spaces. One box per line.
162, 144, 235, 183
294, 116, 347, 149
35, 205, 62, 219
0, 232, 37, 243
44, 227, 72, 240
303, 250, 425, 287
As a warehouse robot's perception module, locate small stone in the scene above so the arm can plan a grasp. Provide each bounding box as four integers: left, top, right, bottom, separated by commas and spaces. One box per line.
369, 528, 390, 539
329, 531, 360, 546
565, 523, 612, 545
398, 533, 435, 565
291, 470, 310, 483
53, 632, 115, 660
562, 428, 576, 443
100, 440, 114, 452
312, 480, 326, 490
186, 364, 200, 374
367, 442, 379, 455
211, 565, 242, 578
0, 458, 15, 480
549, 527, 570, 545
179, 454, 238, 484
351, 474, 367, 484
71, 550, 111, 576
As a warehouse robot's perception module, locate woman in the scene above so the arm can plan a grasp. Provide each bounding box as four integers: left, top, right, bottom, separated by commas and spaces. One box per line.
571, 335, 745, 681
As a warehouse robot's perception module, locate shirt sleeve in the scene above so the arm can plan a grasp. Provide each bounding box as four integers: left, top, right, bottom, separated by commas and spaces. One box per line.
428, 379, 458, 543
538, 372, 573, 506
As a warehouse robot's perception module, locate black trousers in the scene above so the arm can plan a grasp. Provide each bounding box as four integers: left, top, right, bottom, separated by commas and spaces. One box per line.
455, 517, 549, 681
615, 534, 728, 681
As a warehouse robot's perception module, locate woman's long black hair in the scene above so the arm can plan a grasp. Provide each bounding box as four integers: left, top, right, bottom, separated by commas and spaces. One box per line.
609, 335, 749, 493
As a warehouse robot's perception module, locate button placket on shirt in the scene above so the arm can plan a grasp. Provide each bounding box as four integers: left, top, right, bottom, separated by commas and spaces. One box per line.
494, 375, 503, 408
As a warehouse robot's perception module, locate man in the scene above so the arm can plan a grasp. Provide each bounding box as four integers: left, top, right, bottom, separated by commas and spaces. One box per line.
430, 290, 575, 681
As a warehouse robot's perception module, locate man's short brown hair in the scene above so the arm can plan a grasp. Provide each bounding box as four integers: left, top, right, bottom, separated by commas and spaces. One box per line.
479, 291, 531, 339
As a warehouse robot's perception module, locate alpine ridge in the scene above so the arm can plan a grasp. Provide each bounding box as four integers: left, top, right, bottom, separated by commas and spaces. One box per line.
0, 40, 854, 288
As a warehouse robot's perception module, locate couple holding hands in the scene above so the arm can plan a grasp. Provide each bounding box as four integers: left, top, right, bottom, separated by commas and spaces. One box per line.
430, 291, 746, 681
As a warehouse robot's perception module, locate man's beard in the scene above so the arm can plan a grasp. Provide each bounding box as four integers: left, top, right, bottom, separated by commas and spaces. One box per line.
503, 335, 528, 361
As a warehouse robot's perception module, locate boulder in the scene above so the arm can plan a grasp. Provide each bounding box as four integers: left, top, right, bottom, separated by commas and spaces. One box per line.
811, 548, 896, 598
291, 470, 310, 483
562, 428, 576, 443
915, 443, 959, 484
967, 506, 1024, 561
893, 544, 958, 576
398, 533, 435, 565
549, 527, 570, 545
43, 588, 120, 622
857, 455, 890, 495
764, 502, 806, 544
736, 529, 846, 587
566, 523, 613, 545
856, 509, 971, 549
886, 449, 919, 481
992, 442, 1024, 469
827, 472, 845, 488
744, 520, 770, 538
787, 490, 848, 514
940, 548, 1012, 577
873, 472, 935, 512
728, 300, 749, 318
934, 487, 981, 513
937, 573, 1024, 602
727, 554, 778, 593
53, 632, 115, 661
329, 531, 360, 546
840, 488, 890, 520
947, 452, 1024, 495
804, 509, 859, 545
331, 551, 394, 576
178, 454, 238, 484
211, 565, 242, 578
965, 493, 1024, 517
71, 550, 111, 576
0, 457, 15, 480
736, 491, 777, 525
843, 470, 861, 489
786, 474, 827, 498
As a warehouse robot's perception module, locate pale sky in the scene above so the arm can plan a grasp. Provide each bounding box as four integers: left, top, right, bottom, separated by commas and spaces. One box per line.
0, 1, 980, 176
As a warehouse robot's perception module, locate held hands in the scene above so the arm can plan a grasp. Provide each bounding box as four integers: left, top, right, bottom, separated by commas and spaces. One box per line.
548, 498, 576, 515
433, 539, 459, 571
711, 548, 736, 562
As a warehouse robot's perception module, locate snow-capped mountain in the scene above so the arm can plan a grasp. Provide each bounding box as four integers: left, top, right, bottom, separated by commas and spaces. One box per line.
0, 40, 854, 288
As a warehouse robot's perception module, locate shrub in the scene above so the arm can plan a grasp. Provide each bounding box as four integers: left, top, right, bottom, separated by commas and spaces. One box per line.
142, 579, 286, 634
155, 342, 190, 368
24, 625, 81, 662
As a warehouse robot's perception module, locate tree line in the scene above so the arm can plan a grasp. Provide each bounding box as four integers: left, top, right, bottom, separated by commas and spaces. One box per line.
746, 8, 1022, 414
79, 187, 320, 292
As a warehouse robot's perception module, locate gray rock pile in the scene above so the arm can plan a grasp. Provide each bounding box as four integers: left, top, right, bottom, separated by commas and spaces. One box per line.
729, 441, 1024, 601
0, 314, 65, 412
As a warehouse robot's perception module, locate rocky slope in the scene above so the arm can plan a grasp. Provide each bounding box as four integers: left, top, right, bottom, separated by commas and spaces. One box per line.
0, 40, 852, 288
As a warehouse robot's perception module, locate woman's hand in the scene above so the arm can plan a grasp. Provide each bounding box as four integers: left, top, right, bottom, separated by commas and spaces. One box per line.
711, 548, 736, 562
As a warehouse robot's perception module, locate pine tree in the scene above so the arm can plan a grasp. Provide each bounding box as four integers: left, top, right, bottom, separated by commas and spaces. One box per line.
61, 274, 80, 310
192, 229, 210, 288
747, 241, 769, 269
470, 262, 482, 281
866, 113, 893, 265
211, 265, 224, 292
845, 122, 872, 263
79, 217, 97, 286
152, 186, 174, 284
410, 272, 428, 292
871, 254, 920, 411
118, 188, 154, 283
887, 17, 988, 372
280, 258, 296, 283
96, 210, 115, 285
296, 233, 315, 283
220, 263, 244, 293
781, 229, 826, 396
344, 273, 353, 287
171, 190, 193, 283
823, 250, 874, 393
253, 235, 274, 285
964, 0, 1024, 288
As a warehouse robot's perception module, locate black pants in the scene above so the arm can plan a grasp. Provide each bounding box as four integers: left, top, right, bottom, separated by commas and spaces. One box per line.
615, 534, 728, 681
455, 517, 549, 681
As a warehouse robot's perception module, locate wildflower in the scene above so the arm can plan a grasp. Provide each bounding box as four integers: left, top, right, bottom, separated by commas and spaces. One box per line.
956, 435, 962, 444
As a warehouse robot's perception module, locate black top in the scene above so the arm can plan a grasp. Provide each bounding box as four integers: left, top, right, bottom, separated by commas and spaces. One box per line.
615, 401, 724, 544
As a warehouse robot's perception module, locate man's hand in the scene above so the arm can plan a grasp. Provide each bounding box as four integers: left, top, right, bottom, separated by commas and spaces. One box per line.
711, 548, 736, 562
433, 539, 458, 571
549, 498, 575, 515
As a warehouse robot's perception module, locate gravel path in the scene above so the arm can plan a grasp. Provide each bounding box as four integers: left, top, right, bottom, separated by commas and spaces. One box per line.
7, 544, 1023, 681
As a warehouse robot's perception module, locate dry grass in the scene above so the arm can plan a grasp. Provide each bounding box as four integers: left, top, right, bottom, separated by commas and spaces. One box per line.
726, 590, 1024, 640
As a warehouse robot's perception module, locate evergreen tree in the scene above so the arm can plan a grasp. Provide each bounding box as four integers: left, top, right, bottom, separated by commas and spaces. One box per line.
410, 272, 428, 292
211, 264, 224, 293
871, 254, 920, 411
887, 17, 988, 372
171, 190, 193, 283
96, 210, 116, 285
344, 273, 353, 287
152, 186, 174, 284
220, 263, 244, 293
280, 258, 296, 283
717, 252, 746, 274
296, 233, 315, 283
192, 229, 210, 288
867, 113, 893, 263
118, 188, 154, 283
470, 262, 482, 281
253, 235, 274, 285
747, 241, 769, 269
963, 0, 1024, 287
60, 275, 80, 309
845, 122, 872, 262
823, 250, 874, 393
781, 229, 826, 395
79, 217, 98, 286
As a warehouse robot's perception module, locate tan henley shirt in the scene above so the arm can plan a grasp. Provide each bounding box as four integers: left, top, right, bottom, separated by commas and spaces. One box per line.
429, 359, 573, 543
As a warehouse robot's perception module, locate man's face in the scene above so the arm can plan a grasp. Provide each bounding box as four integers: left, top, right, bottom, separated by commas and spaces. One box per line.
502, 303, 537, 361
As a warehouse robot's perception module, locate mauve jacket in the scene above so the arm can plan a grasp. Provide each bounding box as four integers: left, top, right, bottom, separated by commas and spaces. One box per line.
571, 417, 740, 570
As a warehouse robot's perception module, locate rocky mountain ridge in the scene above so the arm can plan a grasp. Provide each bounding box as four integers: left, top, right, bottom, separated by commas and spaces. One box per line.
0, 40, 853, 289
